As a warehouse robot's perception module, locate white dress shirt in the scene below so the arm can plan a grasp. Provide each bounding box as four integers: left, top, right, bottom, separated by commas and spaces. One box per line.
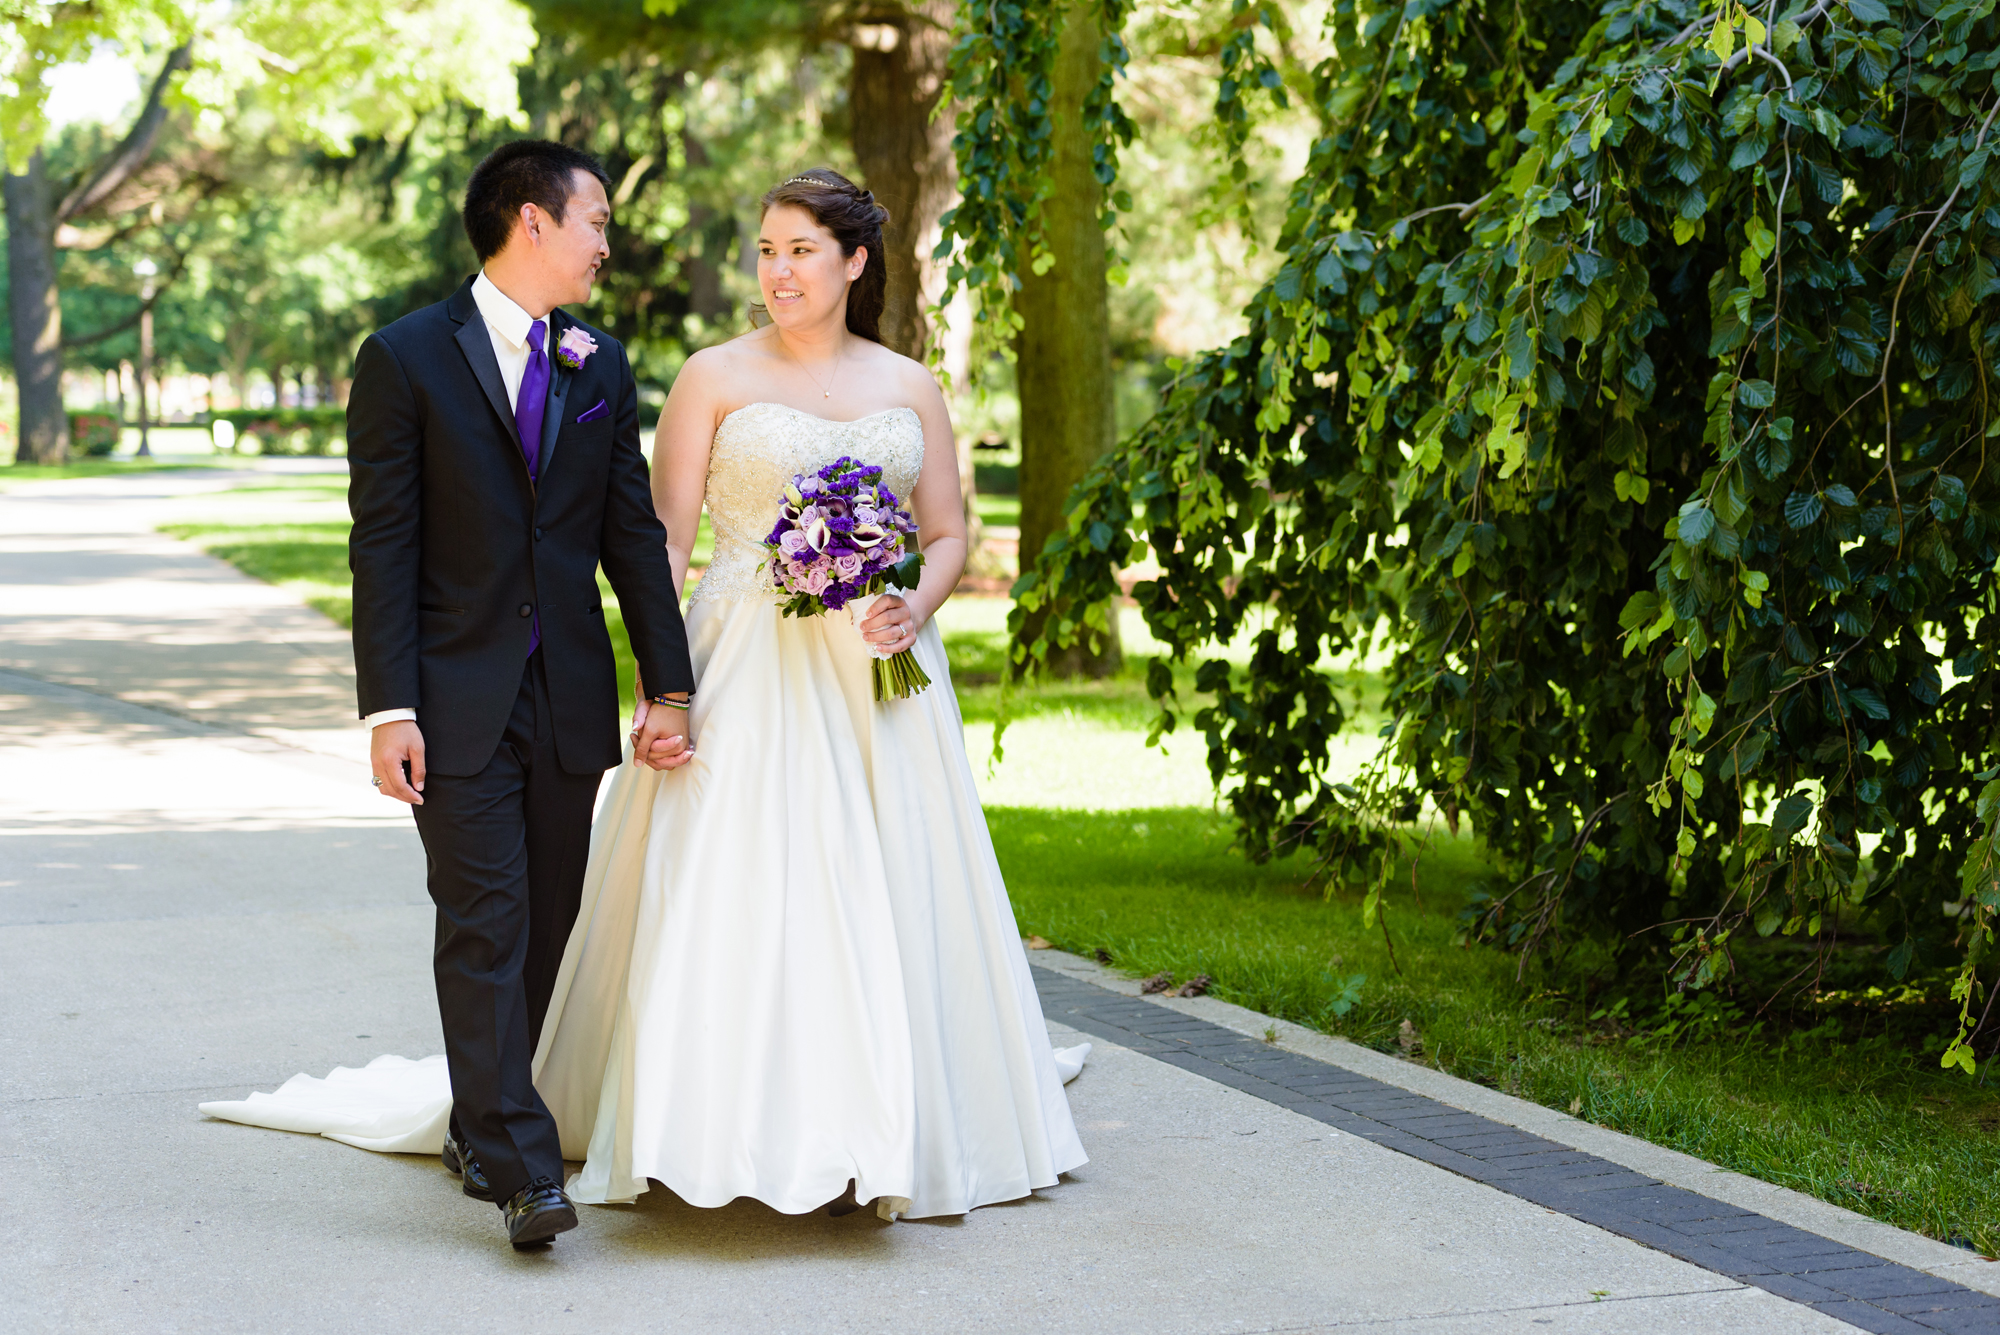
471, 269, 550, 413
364, 271, 551, 731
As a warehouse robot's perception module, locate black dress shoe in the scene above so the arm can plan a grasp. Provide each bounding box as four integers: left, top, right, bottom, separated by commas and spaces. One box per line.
826, 1179, 861, 1217
441, 1128, 496, 1203
502, 1179, 578, 1249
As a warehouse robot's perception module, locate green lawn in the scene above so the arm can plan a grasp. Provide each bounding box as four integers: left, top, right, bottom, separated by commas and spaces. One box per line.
0, 457, 224, 490
159, 476, 2000, 1256
975, 492, 1020, 529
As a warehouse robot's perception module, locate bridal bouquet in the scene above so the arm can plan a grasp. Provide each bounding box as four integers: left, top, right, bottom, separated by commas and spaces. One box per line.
765, 456, 931, 700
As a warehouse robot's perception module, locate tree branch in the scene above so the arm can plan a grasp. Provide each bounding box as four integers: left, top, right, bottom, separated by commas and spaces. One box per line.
1394, 192, 1494, 228
63, 249, 189, 349
56, 43, 193, 225
1722, 43, 1796, 90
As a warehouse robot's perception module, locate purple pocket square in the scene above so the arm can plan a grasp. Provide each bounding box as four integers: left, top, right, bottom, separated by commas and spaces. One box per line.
576, 399, 609, 425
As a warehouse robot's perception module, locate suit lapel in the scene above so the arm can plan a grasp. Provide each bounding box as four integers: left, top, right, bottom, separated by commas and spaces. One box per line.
454, 314, 525, 456
539, 309, 574, 482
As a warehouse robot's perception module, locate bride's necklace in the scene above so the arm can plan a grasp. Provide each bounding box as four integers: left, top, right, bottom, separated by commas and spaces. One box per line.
783, 333, 844, 399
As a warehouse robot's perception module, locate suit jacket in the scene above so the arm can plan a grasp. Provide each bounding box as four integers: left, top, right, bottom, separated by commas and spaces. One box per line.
347, 276, 694, 777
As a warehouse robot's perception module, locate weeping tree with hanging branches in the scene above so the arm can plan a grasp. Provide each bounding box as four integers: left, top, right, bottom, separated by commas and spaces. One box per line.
936, 0, 1291, 668
1000, 0, 2000, 1071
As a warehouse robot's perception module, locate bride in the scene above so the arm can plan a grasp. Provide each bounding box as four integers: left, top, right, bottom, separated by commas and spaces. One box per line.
203, 168, 1089, 1222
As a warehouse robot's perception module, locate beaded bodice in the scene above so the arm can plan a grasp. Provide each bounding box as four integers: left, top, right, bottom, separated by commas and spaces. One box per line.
689, 401, 926, 605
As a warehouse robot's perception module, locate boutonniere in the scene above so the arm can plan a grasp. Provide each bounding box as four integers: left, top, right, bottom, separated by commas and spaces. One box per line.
554, 327, 598, 371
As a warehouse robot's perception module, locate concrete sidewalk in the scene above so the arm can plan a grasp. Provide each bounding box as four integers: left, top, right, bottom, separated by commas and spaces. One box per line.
0, 472, 1968, 1333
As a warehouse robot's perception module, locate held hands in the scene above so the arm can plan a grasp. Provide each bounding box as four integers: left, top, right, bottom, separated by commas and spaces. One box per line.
631, 696, 696, 771
860, 594, 921, 653
370, 720, 426, 805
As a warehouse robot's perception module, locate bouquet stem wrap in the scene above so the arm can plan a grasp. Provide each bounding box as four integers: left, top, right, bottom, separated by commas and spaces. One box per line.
849, 594, 934, 701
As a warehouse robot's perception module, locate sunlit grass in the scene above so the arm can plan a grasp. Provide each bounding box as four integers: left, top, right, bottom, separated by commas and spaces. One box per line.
0, 458, 223, 490
975, 492, 1020, 528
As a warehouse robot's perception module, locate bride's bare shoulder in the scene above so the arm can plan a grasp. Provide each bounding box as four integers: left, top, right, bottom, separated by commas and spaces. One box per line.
680, 327, 780, 384
857, 340, 948, 414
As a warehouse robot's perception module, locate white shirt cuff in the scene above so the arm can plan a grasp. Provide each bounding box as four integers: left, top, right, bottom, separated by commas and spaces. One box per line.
364, 708, 418, 729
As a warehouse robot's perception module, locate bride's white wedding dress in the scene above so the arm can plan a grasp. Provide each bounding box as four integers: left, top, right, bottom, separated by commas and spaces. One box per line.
202, 402, 1089, 1220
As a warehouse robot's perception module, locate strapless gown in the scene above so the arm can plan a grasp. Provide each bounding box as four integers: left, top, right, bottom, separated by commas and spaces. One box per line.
201, 401, 1089, 1221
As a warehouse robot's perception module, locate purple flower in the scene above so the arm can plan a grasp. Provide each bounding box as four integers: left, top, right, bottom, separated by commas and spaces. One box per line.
765, 456, 920, 618
554, 327, 598, 370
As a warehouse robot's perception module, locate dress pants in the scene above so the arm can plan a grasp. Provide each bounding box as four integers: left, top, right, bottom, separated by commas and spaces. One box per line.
410, 649, 603, 1201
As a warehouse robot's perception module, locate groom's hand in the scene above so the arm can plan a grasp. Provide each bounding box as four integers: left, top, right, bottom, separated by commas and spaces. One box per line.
632, 699, 694, 772
371, 720, 427, 804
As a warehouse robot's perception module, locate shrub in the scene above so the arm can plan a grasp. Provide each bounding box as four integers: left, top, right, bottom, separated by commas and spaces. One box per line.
211, 407, 345, 456
67, 413, 122, 457
1012, 0, 2000, 1068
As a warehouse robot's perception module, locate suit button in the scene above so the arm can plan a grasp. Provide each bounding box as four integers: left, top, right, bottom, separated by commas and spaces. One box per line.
518, 603, 533, 617
534, 527, 544, 541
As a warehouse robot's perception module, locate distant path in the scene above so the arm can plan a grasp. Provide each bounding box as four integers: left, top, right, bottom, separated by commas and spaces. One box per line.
0, 469, 1967, 1333
0, 464, 362, 763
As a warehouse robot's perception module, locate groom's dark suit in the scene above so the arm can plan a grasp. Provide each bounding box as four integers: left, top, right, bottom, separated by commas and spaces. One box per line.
348, 275, 693, 1201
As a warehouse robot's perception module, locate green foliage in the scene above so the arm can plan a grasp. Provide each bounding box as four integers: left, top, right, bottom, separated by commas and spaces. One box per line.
1013, 0, 2000, 1064
1211, 0, 1292, 235
936, 0, 1138, 372
39, 0, 852, 404
0, 0, 534, 169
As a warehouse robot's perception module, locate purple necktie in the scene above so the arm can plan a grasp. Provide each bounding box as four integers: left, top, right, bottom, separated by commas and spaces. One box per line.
516, 320, 549, 482
516, 320, 549, 656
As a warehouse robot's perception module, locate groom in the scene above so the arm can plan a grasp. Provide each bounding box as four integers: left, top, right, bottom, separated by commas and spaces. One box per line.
348, 140, 696, 1248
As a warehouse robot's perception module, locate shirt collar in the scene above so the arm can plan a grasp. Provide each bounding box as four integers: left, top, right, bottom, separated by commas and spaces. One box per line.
472, 270, 545, 351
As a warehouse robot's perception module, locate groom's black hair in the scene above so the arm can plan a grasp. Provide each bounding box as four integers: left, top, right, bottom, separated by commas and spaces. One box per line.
462, 140, 612, 262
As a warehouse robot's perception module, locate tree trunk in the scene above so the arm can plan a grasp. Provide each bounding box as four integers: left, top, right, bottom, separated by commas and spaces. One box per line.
225, 323, 253, 409
847, 1, 956, 360
847, 1, 987, 568
1013, 0, 1121, 677
2, 46, 190, 467
678, 130, 731, 324
4, 153, 68, 465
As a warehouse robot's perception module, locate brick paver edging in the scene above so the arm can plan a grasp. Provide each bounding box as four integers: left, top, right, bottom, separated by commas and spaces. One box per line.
1031, 965, 2000, 1335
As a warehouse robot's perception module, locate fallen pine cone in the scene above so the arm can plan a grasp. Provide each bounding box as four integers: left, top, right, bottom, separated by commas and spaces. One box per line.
1175, 974, 1213, 998
1094, 948, 1113, 964
1139, 971, 1175, 994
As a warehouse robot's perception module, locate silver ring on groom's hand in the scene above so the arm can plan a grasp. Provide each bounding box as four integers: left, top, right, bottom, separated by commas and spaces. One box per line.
369, 776, 382, 787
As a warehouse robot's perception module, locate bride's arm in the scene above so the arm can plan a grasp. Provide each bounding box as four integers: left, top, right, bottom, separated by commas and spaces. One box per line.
880, 374, 966, 636
651, 351, 721, 599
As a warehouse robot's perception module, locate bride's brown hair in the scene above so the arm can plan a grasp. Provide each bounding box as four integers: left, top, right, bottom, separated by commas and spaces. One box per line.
760, 168, 890, 345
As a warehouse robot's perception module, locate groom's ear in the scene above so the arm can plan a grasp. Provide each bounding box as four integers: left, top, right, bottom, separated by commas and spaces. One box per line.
517, 202, 549, 248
